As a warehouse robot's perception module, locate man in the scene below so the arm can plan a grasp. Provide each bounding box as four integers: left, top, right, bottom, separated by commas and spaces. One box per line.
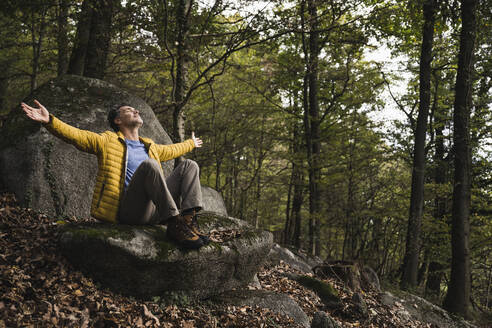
20, 100, 208, 249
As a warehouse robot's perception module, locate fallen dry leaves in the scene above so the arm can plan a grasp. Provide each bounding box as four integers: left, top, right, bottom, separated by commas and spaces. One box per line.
0, 193, 449, 327
0, 193, 299, 327
209, 229, 241, 243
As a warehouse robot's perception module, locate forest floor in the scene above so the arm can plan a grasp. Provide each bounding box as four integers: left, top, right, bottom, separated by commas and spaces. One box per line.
0, 193, 486, 328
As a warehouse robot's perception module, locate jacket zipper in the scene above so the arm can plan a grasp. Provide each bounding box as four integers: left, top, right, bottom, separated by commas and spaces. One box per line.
123, 141, 128, 192
118, 138, 129, 196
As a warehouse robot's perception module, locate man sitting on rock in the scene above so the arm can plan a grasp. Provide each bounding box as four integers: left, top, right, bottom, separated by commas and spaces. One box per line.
20, 100, 209, 249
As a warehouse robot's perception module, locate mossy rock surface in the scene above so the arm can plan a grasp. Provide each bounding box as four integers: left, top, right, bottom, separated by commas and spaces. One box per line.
59, 214, 273, 300
294, 275, 340, 307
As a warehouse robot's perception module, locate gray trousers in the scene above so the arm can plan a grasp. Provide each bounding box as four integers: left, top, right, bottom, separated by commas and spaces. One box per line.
118, 158, 203, 225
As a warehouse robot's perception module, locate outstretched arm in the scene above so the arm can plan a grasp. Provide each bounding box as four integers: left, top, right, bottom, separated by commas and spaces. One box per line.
155, 132, 204, 161
21, 100, 50, 124
20, 100, 103, 154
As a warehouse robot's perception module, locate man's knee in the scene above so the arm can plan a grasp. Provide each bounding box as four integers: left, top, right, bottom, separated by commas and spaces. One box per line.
184, 159, 198, 168
182, 159, 199, 173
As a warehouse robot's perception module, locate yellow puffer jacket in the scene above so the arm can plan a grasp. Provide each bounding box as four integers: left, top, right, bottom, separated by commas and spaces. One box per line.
45, 115, 195, 223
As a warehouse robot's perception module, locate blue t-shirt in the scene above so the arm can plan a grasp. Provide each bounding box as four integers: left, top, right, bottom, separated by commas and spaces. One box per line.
125, 139, 149, 188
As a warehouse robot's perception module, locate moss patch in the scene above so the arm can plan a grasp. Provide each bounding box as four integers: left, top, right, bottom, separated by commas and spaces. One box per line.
158, 291, 192, 306
152, 234, 179, 260
295, 275, 340, 306
61, 223, 181, 260
61, 223, 136, 241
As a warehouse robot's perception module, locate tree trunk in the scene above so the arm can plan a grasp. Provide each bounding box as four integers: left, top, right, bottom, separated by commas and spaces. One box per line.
426, 261, 444, 297
253, 119, 265, 229
443, 0, 477, 318
370, 217, 383, 273
172, 0, 192, 144
486, 261, 491, 310
284, 118, 296, 245
288, 121, 304, 248
67, 0, 92, 75
84, 0, 114, 79
418, 252, 429, 285
426, 75, 447, 296
401, 0, 436, 290
57, 0, 69, 76
300, 0, 322, 255
434, 116, 447, 222
30, 7, 47, 92
292, 167, 303, 249
344, 117, 357, 259
225, 175, 232, 214
215, 160, 221, 191
0, 75, 9, 115
300, 0, 313, 253
307, 0, 321, 256
254, 170, 261, 229
284, 166, 293, 245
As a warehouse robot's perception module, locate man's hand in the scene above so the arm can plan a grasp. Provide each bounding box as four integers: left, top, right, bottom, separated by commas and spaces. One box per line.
192, 132, 203, 148
20, 100, 50, 124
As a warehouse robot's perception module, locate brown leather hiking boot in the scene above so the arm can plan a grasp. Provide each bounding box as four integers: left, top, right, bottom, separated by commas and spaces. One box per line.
166, 215, 204, 249
182, 210, 210, 245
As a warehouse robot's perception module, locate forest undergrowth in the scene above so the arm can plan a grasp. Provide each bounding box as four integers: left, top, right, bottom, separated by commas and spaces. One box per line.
0, 193, 482, 328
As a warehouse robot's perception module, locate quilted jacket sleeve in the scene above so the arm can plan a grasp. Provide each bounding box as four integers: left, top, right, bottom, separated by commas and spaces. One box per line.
154, 139, 195, 161
44, 115, 103, 154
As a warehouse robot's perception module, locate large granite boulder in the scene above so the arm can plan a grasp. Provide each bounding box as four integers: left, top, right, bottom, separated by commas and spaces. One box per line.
0, 75, 173, 217
266, 243, 322, 273
59, 212, 273, 300
201, 186, 228, 216
0, 75, 227, 218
